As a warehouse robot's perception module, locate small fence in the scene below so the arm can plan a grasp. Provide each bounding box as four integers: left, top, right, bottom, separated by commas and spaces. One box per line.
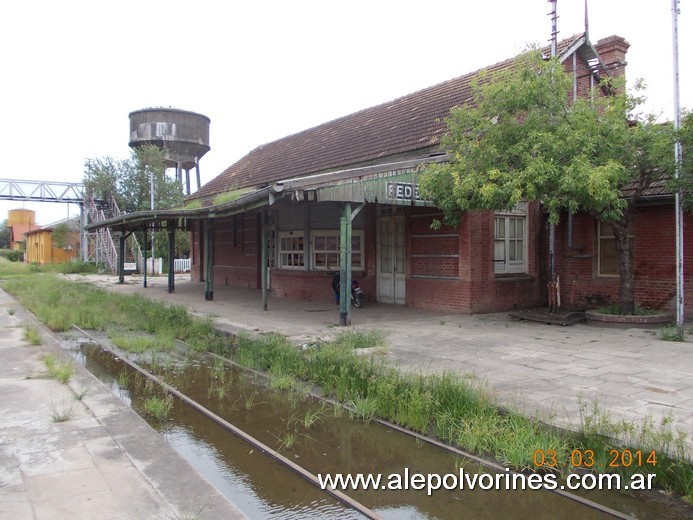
174, 258, 191, 273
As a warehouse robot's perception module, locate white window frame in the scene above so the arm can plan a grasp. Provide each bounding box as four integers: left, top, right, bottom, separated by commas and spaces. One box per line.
494, 209, 527, 275
277, 231, 305, 269
310, 230, 364, 271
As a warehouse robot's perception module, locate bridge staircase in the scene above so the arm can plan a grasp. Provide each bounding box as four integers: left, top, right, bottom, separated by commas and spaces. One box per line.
86, 194, 144, 274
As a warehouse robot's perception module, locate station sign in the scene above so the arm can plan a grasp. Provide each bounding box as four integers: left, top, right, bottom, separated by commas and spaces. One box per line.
387, 182, 421, 201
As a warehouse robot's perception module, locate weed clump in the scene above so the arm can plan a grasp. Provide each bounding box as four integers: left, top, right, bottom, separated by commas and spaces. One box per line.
23, 325, 41, 345
143, 395, 173, 422
661, 326, 685, 342
41, 353, 74, 384
49, 399, 75, 422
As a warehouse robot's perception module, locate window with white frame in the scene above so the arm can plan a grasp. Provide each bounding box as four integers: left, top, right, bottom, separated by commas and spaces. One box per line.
597, 222, 619, 276
310, 230, 364, 271
278, 231, 304, 269
494, 213, 527, 274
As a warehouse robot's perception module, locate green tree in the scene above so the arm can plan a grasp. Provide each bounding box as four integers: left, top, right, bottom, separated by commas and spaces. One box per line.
0, 219, 9, 249
84, 145, 182, 212
420, 52, 677, 315
51, 222, 69, 249
679, 112, 693, 208
84, 145, 188, 264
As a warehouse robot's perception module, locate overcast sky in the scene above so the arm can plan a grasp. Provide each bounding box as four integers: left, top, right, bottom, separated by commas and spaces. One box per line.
1, 0, 690, 225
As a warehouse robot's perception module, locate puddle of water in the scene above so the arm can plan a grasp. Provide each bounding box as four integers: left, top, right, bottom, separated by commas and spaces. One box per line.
66, 333, 690, 520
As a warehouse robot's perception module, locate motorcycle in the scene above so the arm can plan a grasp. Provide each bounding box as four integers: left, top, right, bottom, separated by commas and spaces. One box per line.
332, 272, 365, 308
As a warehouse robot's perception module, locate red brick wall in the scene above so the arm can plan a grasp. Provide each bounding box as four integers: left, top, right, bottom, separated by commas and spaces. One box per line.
404, 205, 544, 313
554, 205, 693, 314
214, 214, 259, 289
408, 208, 460, 278
191, 203, 546, 313
268, 205, 378, 303
190, 214, 259, 289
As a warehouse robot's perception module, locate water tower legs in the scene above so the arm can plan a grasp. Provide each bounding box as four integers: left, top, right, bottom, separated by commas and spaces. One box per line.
195, 157, 201, 193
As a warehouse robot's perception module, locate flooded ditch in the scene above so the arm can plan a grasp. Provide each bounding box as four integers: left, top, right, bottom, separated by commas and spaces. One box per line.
62, 330, 688, 520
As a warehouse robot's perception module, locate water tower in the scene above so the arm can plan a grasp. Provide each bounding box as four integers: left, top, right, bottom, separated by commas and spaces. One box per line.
128, 108, 210, 196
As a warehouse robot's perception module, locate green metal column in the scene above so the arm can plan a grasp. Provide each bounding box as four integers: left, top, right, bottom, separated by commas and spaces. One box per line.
261, 210, 268, 311
118, 232, 125, 284
142, 227, 148, 288
339, 203, 352, 326
204, 219, 214, 301
167, 220, 175, 294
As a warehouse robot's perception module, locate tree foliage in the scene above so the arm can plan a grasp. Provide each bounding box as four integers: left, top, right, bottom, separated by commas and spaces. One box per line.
83, 145, 189, 260
51, 222, 69, 249
0, 220, 9, 249
679, 111, 693, 209
420, 51, 681, 314
83, 145, 183, 213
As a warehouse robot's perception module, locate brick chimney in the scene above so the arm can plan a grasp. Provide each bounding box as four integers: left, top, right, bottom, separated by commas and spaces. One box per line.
594, 36, 630, 78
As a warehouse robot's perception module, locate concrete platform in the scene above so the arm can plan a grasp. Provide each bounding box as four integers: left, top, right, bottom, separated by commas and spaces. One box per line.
0, 288, 246, 520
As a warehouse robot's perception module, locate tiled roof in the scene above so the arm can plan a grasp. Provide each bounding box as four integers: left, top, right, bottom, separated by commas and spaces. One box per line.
195, 34, 587, 200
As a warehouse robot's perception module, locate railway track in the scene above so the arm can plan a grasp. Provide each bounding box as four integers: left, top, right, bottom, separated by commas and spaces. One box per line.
72, 325, 641, 520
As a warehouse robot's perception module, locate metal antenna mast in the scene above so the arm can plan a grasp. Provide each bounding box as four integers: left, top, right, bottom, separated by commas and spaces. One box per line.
547, 0, 558, 311
672, 0, 684, 330
549, 0, 558, 57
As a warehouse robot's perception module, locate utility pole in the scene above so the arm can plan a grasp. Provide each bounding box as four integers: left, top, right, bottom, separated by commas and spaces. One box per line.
547, 0, 559, 312
672, 0, 685, 331
150, 169, 155, 275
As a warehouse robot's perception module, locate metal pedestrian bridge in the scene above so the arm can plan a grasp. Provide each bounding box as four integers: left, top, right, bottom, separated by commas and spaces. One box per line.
0, 178, 141, 274
0, 178, 84, 203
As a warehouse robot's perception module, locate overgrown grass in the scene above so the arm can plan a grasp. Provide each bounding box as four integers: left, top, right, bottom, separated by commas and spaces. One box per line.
108, 331, 175, 353
661, 325, 685, 342
23, 325, 42, 345
212, 188, 253, 206
143, 394, 173, 422
332, 328, 386, 350
38, 261, 100, 275
41, 353, 74, 384
0, 258, 99, 278
576, 397, 692, 498
0, 272, 229, 352
3, 268, 691, 502
0, 257, 30, 277
178, 199, 203, 210
228, 331, 693, 501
